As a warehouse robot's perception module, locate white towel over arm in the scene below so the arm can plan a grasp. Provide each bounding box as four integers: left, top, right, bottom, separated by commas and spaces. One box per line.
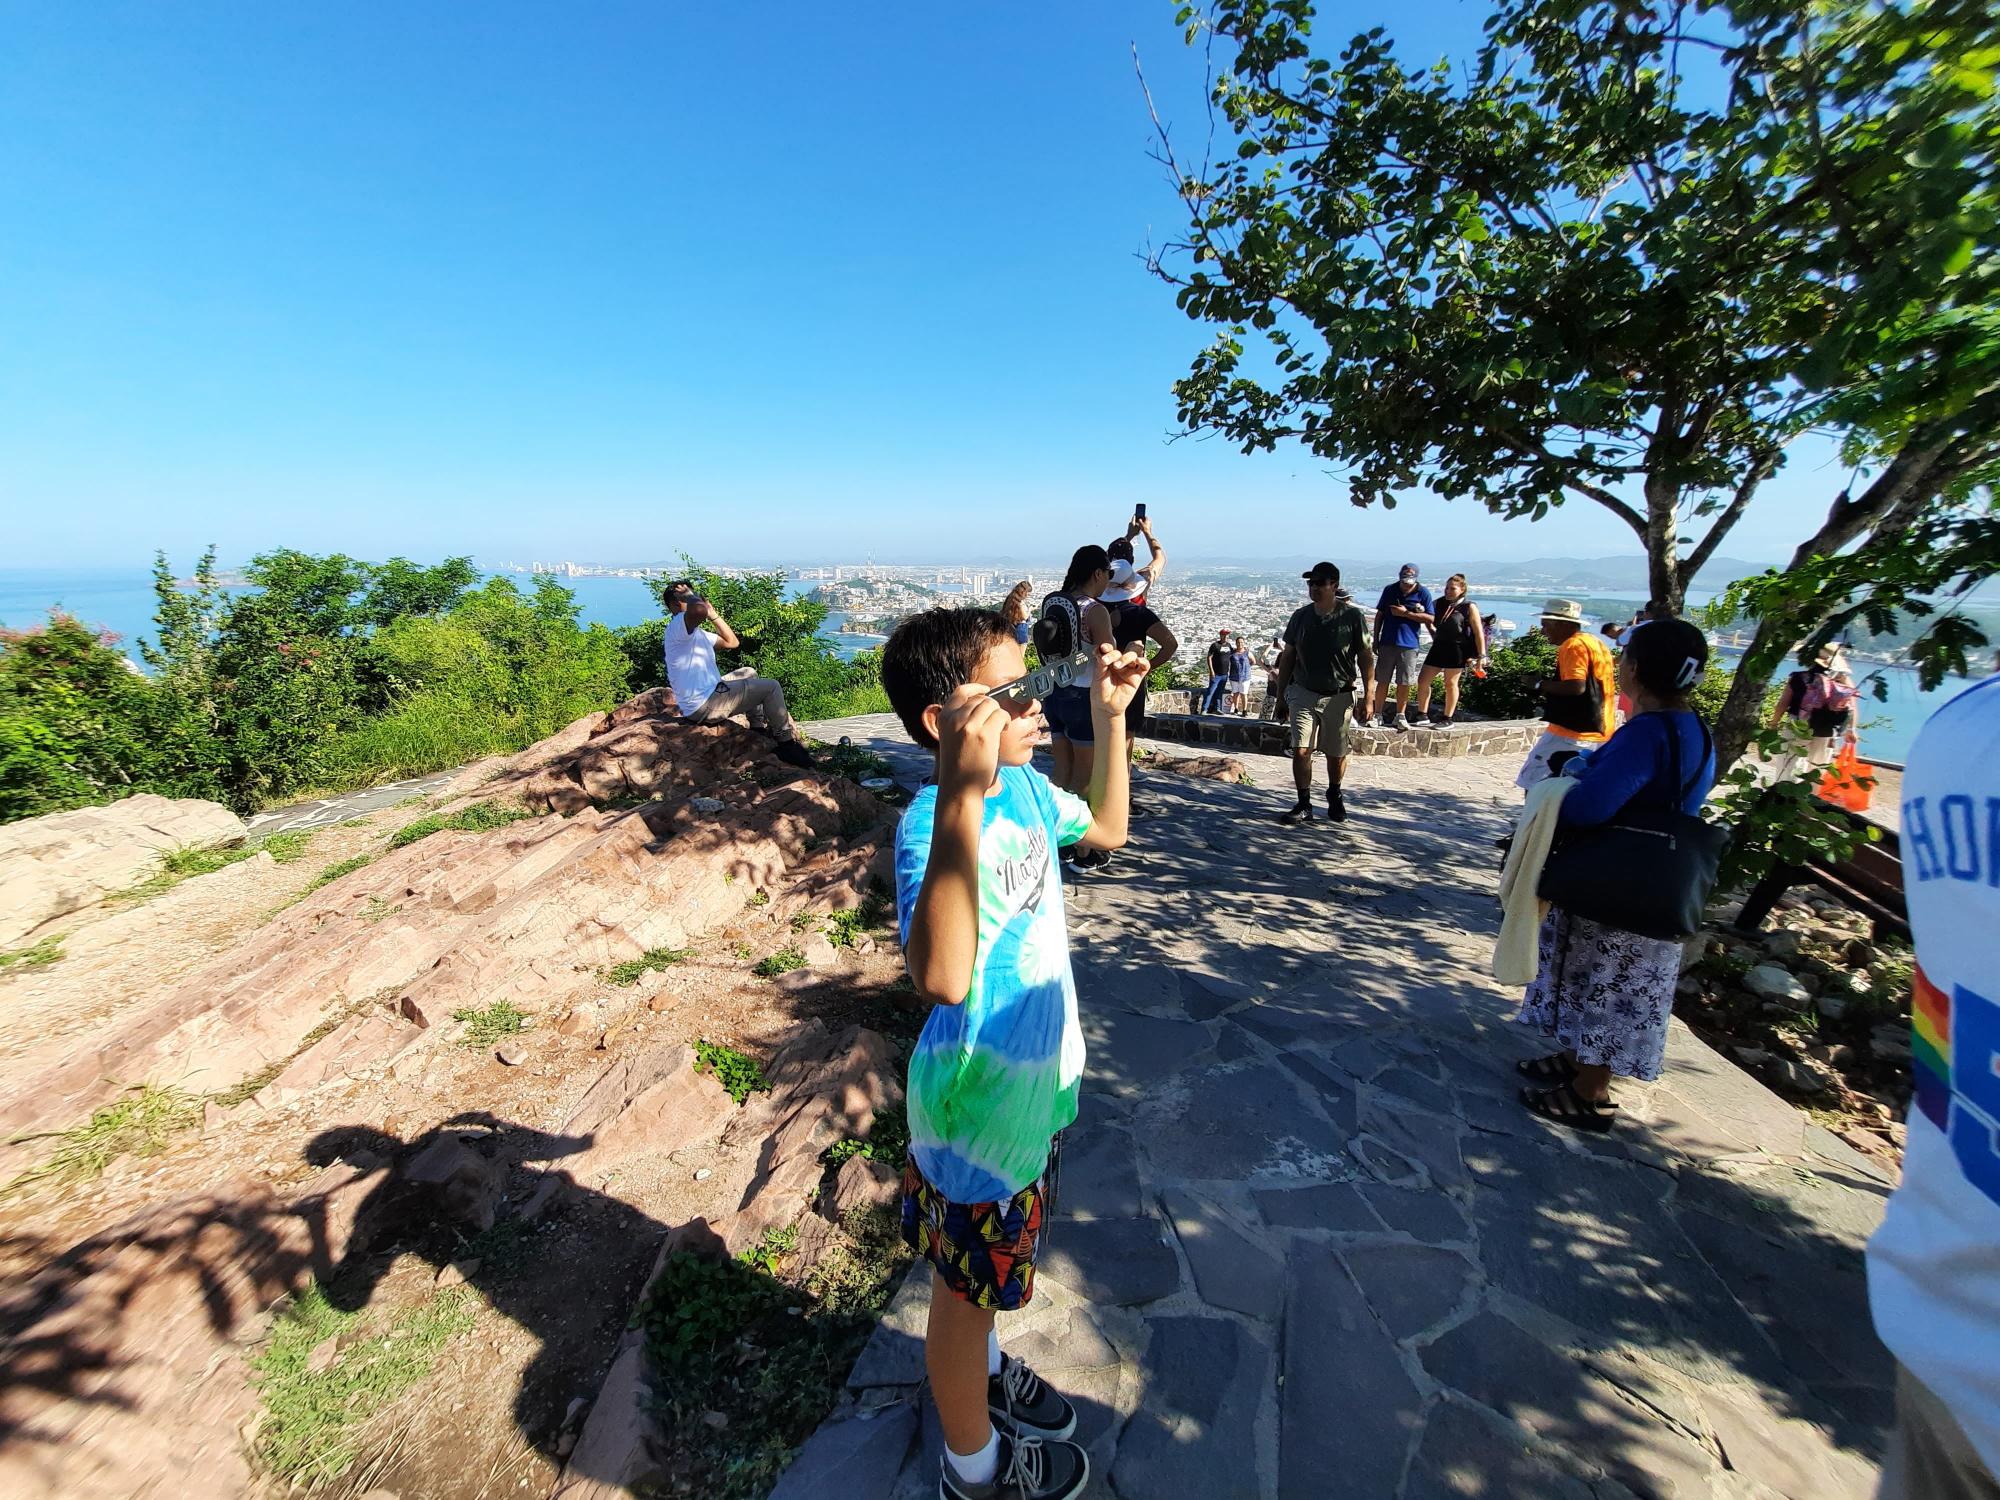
1493, 776, 1576, 988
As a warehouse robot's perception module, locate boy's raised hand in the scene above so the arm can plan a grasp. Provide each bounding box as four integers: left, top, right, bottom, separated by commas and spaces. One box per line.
1092, 643, 1151, 718
935, 684, 1005, 797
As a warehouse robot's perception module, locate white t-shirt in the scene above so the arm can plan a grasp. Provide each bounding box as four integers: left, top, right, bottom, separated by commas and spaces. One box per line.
663, 613, 720, 716
1867, 673, 2000, 1472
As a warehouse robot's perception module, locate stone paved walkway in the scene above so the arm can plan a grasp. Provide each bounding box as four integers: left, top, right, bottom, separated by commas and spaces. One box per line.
776, 716, 1898, 1500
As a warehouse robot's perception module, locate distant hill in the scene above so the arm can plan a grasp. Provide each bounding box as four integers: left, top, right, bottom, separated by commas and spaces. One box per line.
1179, 553, 1779, 592
1462, 555, 1777, 591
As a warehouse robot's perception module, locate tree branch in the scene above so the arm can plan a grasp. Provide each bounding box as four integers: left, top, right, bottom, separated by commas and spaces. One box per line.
1683, 449, 1775, 580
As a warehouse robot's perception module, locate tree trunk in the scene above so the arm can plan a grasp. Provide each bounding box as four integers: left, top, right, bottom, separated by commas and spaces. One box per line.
1642, 471, 1684, 616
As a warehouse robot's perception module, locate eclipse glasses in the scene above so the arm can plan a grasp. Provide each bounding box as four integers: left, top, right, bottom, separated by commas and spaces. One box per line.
989, 650, 1093, 707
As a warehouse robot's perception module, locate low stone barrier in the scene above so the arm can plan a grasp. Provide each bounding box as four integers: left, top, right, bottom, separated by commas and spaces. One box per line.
1141, 693, 1541, 760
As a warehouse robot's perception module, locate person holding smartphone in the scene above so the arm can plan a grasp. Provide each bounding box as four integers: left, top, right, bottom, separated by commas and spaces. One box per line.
1106, 507, 1165, 600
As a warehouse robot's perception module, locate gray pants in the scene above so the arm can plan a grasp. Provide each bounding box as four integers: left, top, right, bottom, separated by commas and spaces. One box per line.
1879, 1366, 2000, 1500
689, 667, 798, 741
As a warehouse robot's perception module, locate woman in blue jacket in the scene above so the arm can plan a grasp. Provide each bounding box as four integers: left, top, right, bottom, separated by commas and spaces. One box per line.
1514, 618, 1718, 1132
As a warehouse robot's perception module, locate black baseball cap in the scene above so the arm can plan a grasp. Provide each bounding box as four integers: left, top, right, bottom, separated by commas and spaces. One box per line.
1302, 561, 1341, 584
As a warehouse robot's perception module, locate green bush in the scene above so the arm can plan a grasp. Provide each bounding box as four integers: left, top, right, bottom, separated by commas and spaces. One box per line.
694, 1039, 770, 1103
0, 614, 159, 821
1457, 632, 1556, 720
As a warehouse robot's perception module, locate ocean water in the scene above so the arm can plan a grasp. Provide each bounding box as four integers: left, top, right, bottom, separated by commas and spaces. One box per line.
0, 569, 1977, 758
0, 570, 882, 664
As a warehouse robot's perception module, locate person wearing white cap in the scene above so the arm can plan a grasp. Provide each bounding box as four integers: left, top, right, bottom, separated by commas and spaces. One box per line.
1514, 598, 1617, 792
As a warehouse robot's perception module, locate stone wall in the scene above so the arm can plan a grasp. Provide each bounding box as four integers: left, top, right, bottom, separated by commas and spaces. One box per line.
1140, 693, 1540, 760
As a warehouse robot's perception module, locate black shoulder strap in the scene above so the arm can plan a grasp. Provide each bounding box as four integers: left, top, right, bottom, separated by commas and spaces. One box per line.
1663, 715, 1713, 807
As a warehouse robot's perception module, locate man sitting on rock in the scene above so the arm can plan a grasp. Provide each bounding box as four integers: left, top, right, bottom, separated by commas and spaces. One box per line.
660, 580, 814, 768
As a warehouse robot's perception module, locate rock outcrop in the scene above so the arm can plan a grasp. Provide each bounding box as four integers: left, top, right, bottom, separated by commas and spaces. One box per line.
0, 693, 912, 1500
0, 697, 888, 1181
0, 793, 246, 946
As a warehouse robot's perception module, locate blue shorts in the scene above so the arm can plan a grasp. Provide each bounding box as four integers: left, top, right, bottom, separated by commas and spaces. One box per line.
1043, 685, 1094, 744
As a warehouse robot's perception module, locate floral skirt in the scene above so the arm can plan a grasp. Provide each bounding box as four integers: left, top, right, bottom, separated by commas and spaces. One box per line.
1513, 907, 1680, 1082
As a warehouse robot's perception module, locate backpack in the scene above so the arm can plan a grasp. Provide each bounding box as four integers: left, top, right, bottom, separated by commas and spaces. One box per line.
1798, 668, 1858, 715
1034, 591, 1084, 662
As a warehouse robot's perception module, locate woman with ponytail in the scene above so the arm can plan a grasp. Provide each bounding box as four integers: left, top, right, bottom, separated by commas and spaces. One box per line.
1512, 618, 1719, 1133
1041, 545, 1115, 798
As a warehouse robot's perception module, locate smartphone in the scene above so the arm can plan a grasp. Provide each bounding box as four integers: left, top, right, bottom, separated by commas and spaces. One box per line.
1134, 503, 1147, 522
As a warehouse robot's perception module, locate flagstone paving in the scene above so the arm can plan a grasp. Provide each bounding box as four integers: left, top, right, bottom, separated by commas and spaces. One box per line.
777, 716, 1897, 1500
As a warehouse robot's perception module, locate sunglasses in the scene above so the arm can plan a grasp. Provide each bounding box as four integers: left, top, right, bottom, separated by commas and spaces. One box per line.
988, 650, 1093, 707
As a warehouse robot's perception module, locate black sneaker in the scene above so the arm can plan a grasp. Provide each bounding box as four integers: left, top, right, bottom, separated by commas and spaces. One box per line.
1325, 789, 1348, 822
774, 739, 815, 769
941, 1431, 1089, 1500
990, 1353, 1077, 1441
1278, 800, 1313, 824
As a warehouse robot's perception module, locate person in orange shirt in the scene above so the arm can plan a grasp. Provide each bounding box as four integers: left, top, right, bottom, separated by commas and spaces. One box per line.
1514, 598, 1618, 791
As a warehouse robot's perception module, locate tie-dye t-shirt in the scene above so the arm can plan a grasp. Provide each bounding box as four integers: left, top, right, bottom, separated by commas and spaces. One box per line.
894, 764, 1093, 1204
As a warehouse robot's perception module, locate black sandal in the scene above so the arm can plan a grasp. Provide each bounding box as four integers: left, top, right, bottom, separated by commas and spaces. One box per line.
1514, 1054, 1578, 1083
1520, 1082, 1618, 1134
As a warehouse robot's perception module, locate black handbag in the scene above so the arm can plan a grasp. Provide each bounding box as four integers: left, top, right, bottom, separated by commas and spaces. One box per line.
1536, 716, 1730, 940
1543, 667, 1606, 734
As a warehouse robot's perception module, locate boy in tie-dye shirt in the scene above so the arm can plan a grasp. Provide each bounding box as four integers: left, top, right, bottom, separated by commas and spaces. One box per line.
880, 607, 1147, 1500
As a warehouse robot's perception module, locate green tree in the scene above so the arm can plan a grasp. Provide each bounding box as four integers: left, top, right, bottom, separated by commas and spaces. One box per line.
1151, 0, 2000, 764
618, 563, 889, 720
138, 547, 230, 801
357, 555, 480, 628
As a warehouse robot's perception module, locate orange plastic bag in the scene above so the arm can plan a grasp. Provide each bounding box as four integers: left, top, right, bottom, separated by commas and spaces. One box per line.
1818, 741, 1875, 812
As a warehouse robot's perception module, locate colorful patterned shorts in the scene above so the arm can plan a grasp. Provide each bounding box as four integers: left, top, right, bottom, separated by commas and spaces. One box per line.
900, 1156, 1047, 1311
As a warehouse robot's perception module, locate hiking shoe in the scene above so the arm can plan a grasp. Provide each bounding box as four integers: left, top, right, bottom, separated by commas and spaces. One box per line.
991, 1353, 1077, 1441
774, 739, 815, 769
1278, 800, 1313, 824
1325, 789, 1348, 822
941, 1432, 1089, 1500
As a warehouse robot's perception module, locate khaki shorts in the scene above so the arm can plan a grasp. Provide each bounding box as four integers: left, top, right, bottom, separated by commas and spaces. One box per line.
1879, 1365, 2000, 1500
1286, 684, 1354, 755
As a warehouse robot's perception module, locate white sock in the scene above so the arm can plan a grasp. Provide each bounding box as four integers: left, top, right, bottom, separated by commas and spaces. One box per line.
988, 1329, 1003, 1378
946, 1425, 1000, 1486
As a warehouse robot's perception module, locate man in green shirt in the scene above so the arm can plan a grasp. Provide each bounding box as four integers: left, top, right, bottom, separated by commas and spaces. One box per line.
1270, 561, 1374, 823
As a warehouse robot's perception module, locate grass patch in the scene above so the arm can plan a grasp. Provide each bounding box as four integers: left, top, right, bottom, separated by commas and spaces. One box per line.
732, 941, 755, 961
251, 1281, 477, 1486
388, 800, 535, 850
789, 911, 817, 933
358, 895, 402, 924
753, 947, 806, 979
823, 1103, 909, 1171
630, 1212, 907, 1498
257, 830, 316, 864
0, 934, 65, 973
694, 1039, 769, 1104
748, 890, 770, 907
452, 1001, 527, 1048
111, 841, 257, 903
605, 947, 692, 986
305, 854, 374, 895
5, 1084, 202, 1193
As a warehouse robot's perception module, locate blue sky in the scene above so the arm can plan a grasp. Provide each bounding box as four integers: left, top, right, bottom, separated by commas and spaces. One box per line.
2, 1, 1842, 573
